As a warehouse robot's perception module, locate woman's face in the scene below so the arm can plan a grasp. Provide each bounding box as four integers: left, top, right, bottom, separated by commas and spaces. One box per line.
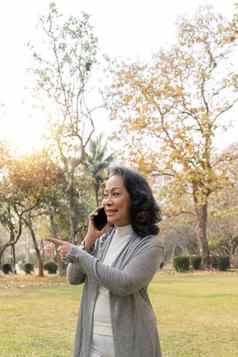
102, 175, 130, 226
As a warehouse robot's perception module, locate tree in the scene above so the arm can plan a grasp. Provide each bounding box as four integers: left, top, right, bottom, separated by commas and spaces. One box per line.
0, 200, 24, 272
0, 144, 24, 271
0, 150, 64, 276
30, 2, 99, 243
208, 143, 238, 265
84, 135, 114, 205
106, 6, 238, 266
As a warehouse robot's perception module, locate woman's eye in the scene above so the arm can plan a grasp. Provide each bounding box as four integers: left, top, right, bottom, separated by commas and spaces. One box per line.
113, 192, 120, 197
103, 193, 109, 198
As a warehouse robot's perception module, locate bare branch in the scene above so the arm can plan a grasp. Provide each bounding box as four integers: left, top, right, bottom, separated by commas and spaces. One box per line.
213, 97, 238, 122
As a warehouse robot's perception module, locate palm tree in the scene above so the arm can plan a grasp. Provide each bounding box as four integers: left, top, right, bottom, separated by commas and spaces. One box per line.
84, 135, 114, 206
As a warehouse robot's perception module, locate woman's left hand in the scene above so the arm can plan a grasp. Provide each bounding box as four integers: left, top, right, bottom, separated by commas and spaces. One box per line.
46, 238, 71, 259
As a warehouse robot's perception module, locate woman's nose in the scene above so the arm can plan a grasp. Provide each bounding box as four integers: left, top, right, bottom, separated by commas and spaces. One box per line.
103, 195, 112, 205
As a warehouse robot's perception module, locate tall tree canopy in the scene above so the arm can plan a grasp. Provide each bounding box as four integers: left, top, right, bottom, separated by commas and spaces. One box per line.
106, 6, 238, 265
30, 2, 98, 242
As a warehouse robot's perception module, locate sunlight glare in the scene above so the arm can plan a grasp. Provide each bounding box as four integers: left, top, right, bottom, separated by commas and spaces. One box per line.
0, 109, 47, 156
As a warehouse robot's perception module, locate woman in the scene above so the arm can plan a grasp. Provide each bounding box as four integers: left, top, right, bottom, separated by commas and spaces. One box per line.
51, 166, 164, 357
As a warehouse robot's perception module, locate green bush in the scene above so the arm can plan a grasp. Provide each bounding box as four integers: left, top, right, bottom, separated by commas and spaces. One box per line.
173, 256, 190, 272
24, 263, 34, 274
44, 261, 58, 274
210, 256, 230, 271
2, 263, 12, 274
191, 256, 202, 270
217, 256, 230, 271
210, 256, 218, 269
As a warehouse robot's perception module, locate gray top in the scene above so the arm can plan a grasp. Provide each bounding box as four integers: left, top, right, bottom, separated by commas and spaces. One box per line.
93, 225, 133, 336
66, 227, 164, 357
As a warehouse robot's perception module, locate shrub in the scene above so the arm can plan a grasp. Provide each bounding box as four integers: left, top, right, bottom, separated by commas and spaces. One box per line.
217, 256, 230, 271
210, 256, 218, 269
24, 263, 34, 274
44, 261, 58, 274
173, 256, 190, 272
191, 256, 202, 270
2, 263, 12, 274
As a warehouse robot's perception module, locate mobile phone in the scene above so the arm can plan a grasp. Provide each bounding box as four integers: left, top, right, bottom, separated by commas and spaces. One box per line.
92, 207, 107, 230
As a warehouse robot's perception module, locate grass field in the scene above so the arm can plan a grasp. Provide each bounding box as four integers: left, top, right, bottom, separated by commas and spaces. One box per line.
0, 271, 238, 357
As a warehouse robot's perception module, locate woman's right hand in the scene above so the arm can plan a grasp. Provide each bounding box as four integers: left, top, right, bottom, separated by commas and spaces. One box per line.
84, 208, 107, 249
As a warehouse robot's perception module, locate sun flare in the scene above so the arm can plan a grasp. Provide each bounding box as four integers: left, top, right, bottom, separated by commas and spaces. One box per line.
0, 113, 47, 156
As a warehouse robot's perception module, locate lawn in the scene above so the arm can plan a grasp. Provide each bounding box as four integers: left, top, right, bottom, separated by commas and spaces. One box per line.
0, 271, 237, 357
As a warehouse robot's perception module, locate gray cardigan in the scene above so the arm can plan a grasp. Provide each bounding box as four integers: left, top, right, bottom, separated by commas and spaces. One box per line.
66, 228, 164, 357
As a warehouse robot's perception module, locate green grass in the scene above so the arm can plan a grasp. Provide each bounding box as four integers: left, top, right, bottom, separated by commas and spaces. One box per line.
0, 271, 238, 357
151, 271, 238, 357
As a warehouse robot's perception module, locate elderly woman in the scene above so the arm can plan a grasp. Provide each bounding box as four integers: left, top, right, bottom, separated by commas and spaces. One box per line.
52, 166, 164, 357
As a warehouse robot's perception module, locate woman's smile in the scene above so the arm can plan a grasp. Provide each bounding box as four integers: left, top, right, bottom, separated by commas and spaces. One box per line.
105, 209, 117, 216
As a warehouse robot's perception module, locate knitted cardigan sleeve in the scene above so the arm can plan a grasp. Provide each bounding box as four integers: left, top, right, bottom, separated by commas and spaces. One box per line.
66, 238, 164, 296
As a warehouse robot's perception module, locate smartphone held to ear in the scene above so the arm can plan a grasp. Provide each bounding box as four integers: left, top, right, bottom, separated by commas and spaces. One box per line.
92, 207, 107, 230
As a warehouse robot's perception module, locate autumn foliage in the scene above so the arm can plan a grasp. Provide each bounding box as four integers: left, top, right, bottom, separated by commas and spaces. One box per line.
106, 6, 238, 265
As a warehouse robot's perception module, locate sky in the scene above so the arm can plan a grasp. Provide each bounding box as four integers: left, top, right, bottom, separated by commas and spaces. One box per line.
0, 0, 237, 154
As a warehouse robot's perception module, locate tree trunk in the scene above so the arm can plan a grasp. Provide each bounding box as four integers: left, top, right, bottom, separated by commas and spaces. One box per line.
0, 245, 7, 268
67, 184, 82, 244
66, 182, 77, 244
32, 232, 44, 277
0, 235, 18, 272
0, 211, 23, 270
11, 244, 17, 274
194, 203, 210, 267
49, 205, 66, 276
25, 219, 44, 277
95, 175, 103, 207
95, 183, 99, 206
